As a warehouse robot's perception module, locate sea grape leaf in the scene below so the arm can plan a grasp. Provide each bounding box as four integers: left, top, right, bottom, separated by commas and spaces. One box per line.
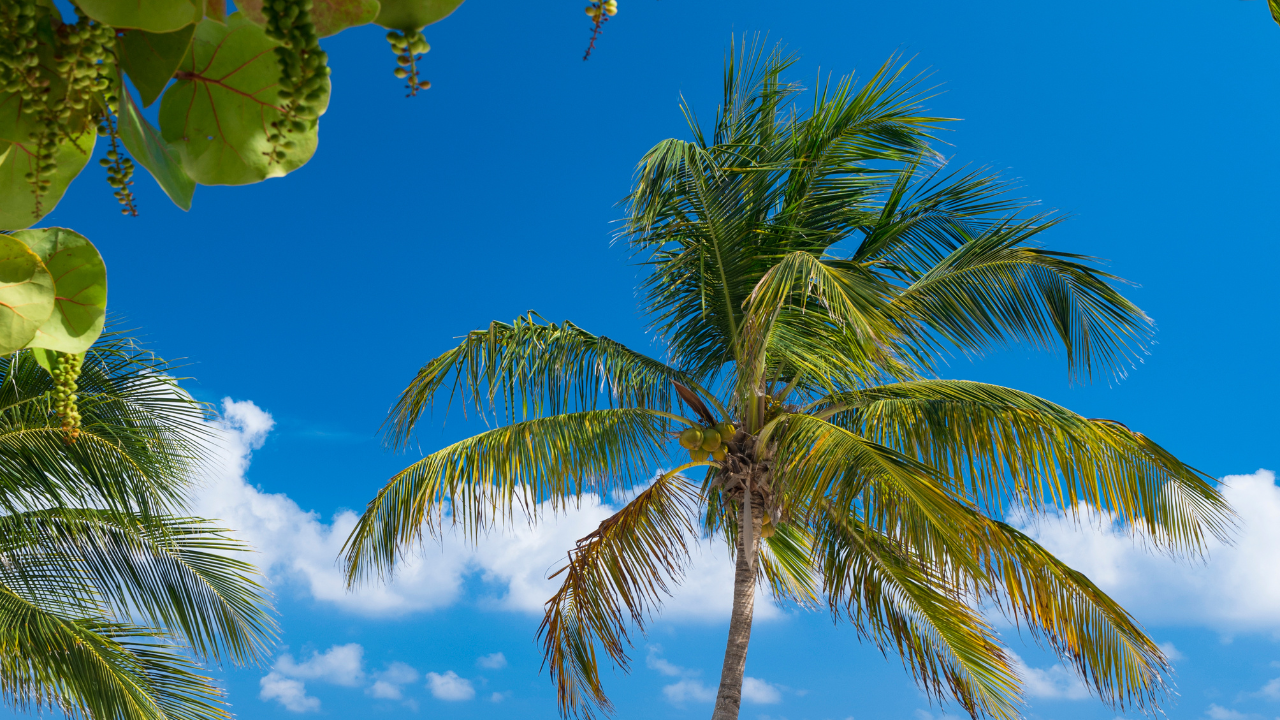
239, 0, 379, 38
374, 0, 463, 31
0, 234, 56, 355
75, 0, 202, 33
30, 346, 55, 374
159, 13, 328, 186
0, 132, 96, 231
204, 0, 226, 23
11, 228, 108, 355
374, 0, 462, 31
118, 85, 195, 211
117, 25, 196, 108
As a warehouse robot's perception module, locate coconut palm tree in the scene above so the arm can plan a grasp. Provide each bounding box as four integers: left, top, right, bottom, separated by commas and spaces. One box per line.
0, 334, 276, 720
343, 45, 1232, 720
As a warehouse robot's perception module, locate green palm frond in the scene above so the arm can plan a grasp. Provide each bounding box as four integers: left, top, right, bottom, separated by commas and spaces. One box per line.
0, 584, 227, 720
0, 338, 210, 518
815, 509, 1021, 720
346, 408, 680, 582
889, 222, 1152, 380
539, 469, 703, 720
0, 509, 276, 665
818, 380, 1233, 552
973, 520, 1168, 713
385, 314, 706, 447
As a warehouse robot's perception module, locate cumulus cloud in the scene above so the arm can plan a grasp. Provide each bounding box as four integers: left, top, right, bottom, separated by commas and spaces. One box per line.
275, 644, 366, 687
260, 643, 368, 711
1158, 642, 1184, 662
1256, 675, 1280, 700
476, 652, 507, 669
193, 399, 778, 621
741, 676, 782, 704
1016, 470, 1280, 634
1205, 704, 1249, 719
1009, 653, 1089, 700
260, 672, 320, 713
425, 671, 475, 701
367, 662, 419, 701
663, 679, 717, 703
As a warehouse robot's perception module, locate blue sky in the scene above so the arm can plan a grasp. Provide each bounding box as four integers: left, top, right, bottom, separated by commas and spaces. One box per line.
19, 0, 1280, 718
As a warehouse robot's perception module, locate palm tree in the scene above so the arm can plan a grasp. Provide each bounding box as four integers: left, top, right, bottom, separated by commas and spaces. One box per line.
0, 334, 276, 720
343, 44, 1232, 720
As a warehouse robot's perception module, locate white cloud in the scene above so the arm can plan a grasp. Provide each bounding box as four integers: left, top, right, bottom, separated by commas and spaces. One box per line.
260, 672, 320, 713
193, 399, 779, 622
1158, 642, 1185, 662
425, 671, 475, 701
647, 645, 687, 677
741, 676, 782, 704
476, 652, 507, 669
1206, 704, 1248, 719
1016, 470, 1280, 633
1009, 652, 1089, 700
367, 662, 419, 700
663, 679, 716, 703
490, 692, 507, 702
274, 644, 365, 687
1258, 676, 1280, 700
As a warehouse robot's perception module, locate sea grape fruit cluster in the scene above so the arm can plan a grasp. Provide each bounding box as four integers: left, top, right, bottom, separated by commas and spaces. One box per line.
678, 421, 736, 463
0, 2, 113, 216
584, 0, 618, 21
50, 352, 83, 444
385, 29, 431, 95
264, 0, 329, 162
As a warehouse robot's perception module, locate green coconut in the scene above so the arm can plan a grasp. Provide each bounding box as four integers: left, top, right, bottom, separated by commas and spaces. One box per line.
700, 428, 721, 452
678, 427, 704, 450
690, 447, 710, 462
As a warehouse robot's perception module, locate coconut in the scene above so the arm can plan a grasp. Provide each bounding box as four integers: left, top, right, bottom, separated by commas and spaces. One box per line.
711, 446, 726, 462
678, 427, 704, 449
715, 421, 736, 441
690, 448, 710, 462
700, 428, 721, 451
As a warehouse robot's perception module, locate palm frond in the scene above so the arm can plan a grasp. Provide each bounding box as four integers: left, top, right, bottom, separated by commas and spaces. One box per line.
818, 380, 1233, 552
345, 408, 676, 583
384, 314, 703, 448
814, 509, 1021, 720
889, 222, 1152, 380
0, 584, 227, 720
0, 509, 276, 665
538, 469, 702, 720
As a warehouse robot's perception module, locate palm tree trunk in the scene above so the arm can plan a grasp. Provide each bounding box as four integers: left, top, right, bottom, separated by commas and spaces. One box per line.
711, 487, 763, 720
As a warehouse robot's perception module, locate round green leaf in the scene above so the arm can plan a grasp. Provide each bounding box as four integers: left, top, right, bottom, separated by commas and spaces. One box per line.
76, 0, 202, 33
159, 13, 329, 186
11, 228, 108, 354
0, 131, 96, 231
239, 0, 379, 38
0, 234, 55, 355
374, 0, 463, 30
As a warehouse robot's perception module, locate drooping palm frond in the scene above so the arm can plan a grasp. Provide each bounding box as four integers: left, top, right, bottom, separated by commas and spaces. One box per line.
0, 509, 276, 665
539, 469, 703, 720
0, 584, 228, 720
814, 509, 1021, 720
816, 380, 1232, 551
346, 408, 687, 581
888, 222, 1153, 380
384, 313, 707, 448
971, 519, 1168, 713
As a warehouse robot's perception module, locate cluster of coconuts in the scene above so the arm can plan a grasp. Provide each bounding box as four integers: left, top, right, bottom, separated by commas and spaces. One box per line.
678, 421, 735, 463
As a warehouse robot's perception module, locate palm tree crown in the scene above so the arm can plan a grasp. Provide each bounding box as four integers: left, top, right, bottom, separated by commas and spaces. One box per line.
344, 43, 1232, 720
0, 334, 277, 720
